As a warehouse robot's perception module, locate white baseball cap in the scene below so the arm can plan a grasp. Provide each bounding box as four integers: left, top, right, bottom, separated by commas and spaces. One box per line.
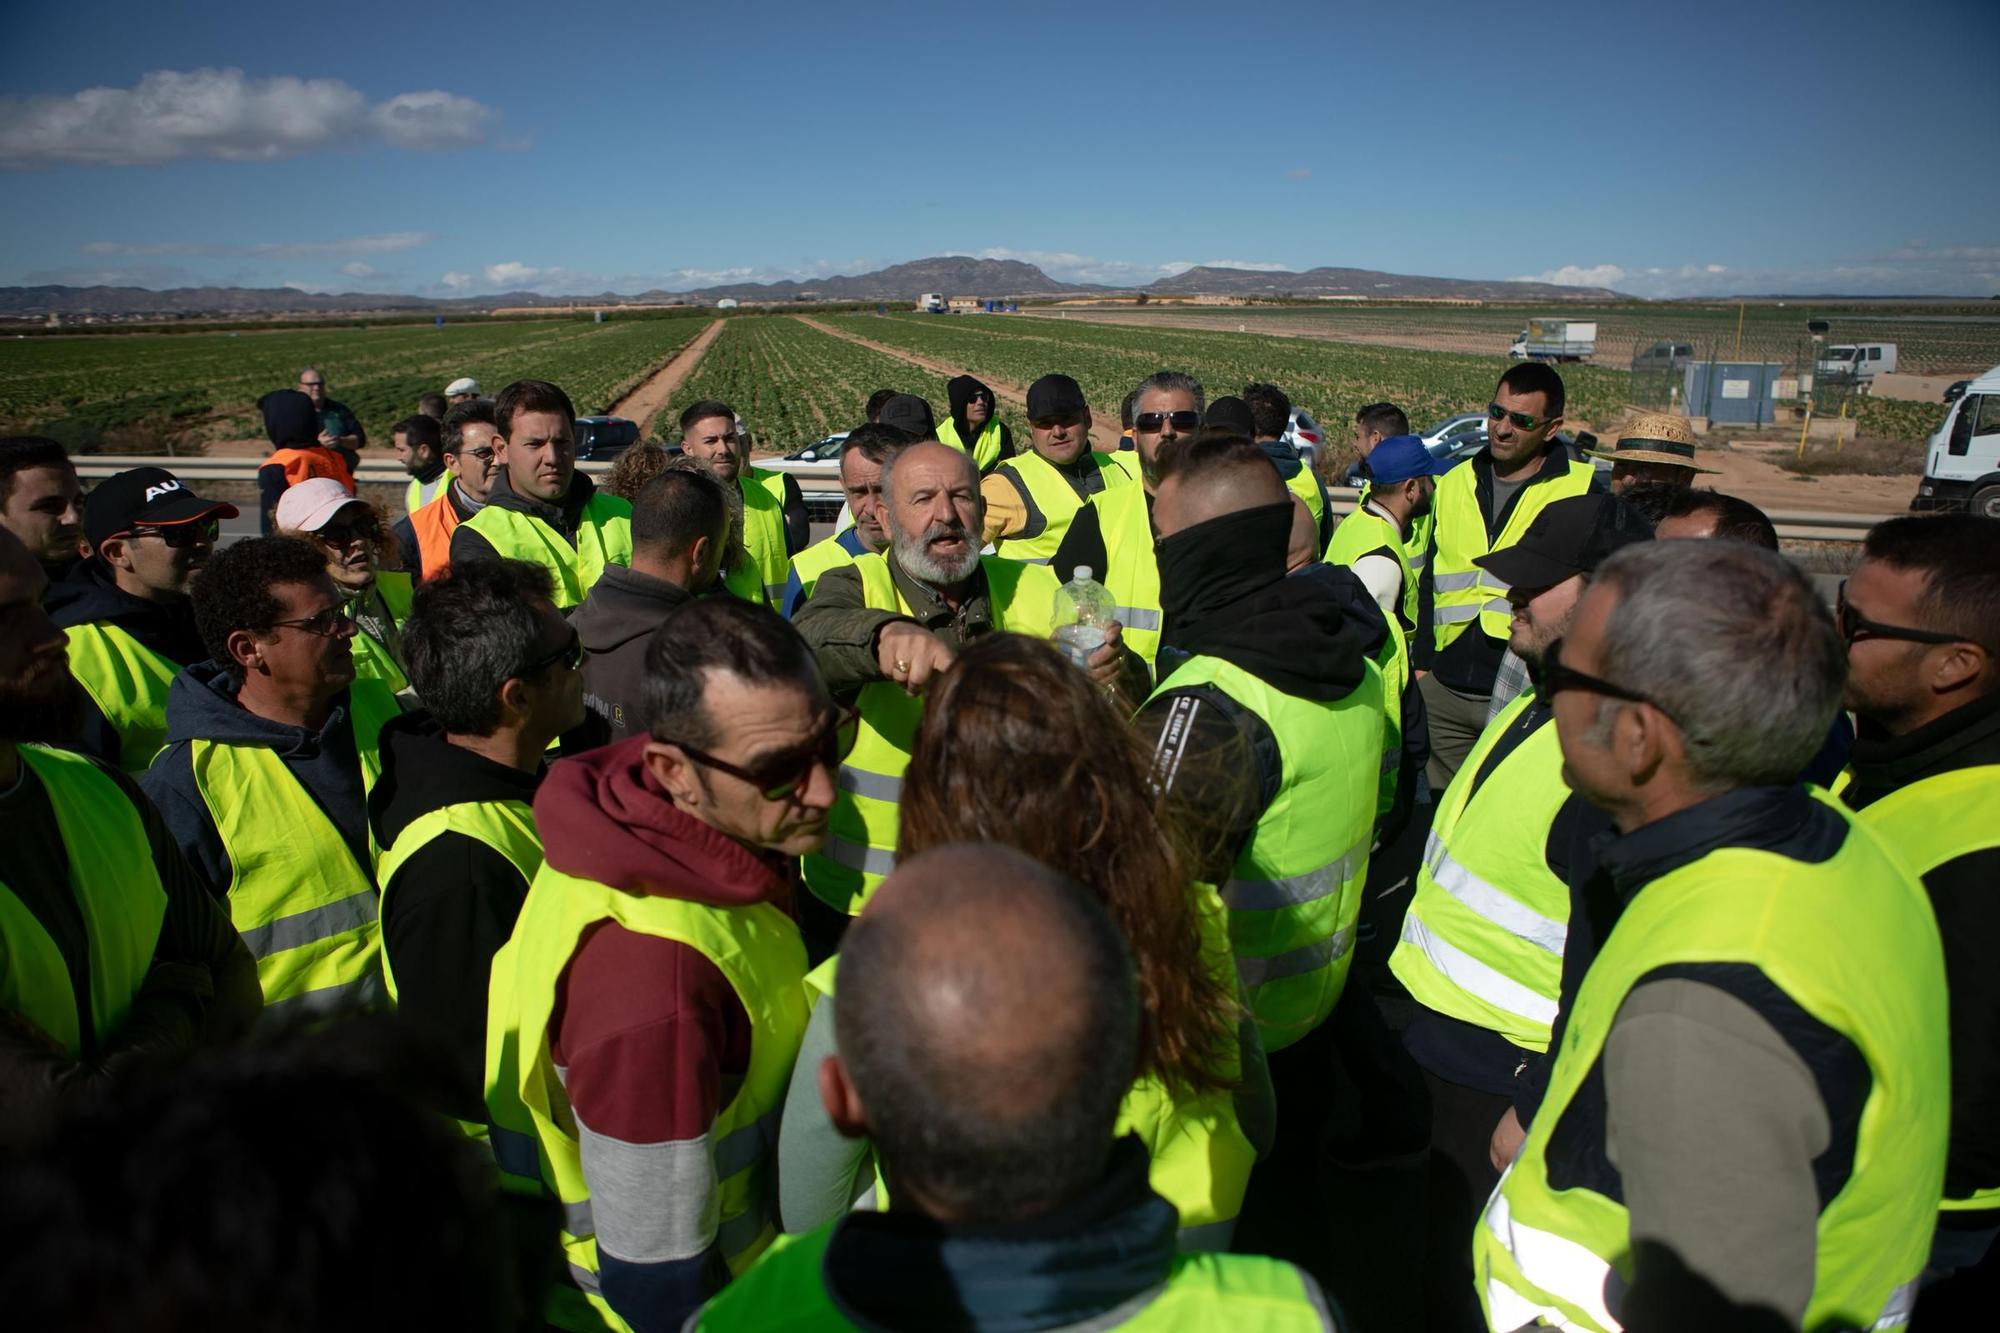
445, 377, 481, 396
275, 477, 365, 533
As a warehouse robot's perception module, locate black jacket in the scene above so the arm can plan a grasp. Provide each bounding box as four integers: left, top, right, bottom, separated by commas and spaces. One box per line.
946, 374, 1012, 472
447, 470, 606, 570
367, 713, 543, 1116
44, 561, 206, 769
572, 564, 694, 744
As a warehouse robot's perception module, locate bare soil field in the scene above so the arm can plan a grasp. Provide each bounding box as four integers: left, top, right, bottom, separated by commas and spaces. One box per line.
608, 318, 723, 435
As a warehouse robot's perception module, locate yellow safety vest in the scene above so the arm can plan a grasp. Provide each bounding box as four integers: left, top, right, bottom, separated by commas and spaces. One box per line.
992, 450, 1131, 564
1091, 480, 1163, 670
463, 492, 635, 609
189, 678, 400, 1016
1358, 479, 1434, 577
800, 553, 1059, 916
1388, 692, 1570, 1052
1429, 455, 1594, 651
1475, 796, 1948, 1333
405, 473, 446, 514
1324, 503, 1417, 815
936, 415, 1006, 471
0, 746, 167, 1057
350, 570, 413, 695
783, 530, 870, 619
375, 797, 544, 1005
1146, 655, 1384, 1051
62, 621, 181, 772
485, 864, 808, 1333
740, 467, 792, 608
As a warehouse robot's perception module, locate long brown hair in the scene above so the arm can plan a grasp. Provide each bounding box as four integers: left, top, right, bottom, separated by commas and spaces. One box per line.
899, 634, 1238, 1095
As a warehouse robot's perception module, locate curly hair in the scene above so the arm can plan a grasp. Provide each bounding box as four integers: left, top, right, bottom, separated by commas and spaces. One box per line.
603, 441, 673, 502
192, 536, 333, 675
898, 634, 1238, 1095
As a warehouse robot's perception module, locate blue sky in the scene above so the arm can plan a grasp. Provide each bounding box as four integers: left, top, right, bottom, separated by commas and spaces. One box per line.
3, 0, 1994, 299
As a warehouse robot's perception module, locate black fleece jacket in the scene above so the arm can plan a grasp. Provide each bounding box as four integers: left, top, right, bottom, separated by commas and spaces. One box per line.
44, 561, 206, 768
571, 564, 694, 744
446, 469, 606, 570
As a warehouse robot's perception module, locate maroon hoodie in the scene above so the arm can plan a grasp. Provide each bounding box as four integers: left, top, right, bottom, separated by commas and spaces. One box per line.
533, 736, 799, 1324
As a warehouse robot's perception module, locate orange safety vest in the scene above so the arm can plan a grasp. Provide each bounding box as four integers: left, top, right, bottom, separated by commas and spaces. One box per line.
408, 489, 462, 580
263, 447, 355, 491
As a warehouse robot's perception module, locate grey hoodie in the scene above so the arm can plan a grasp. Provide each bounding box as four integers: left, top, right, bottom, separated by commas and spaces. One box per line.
140, 662, 374, 898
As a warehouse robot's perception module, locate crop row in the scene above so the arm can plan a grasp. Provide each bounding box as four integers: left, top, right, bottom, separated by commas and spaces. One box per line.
0, 313, 710, 447
825, 311, 1634, 440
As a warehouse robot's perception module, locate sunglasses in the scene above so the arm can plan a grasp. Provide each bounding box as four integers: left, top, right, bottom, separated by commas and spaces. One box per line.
1488, 402, 1549, 431
314, 518, 381, 548
270, 605, 353, 638
127, 518, 219, 548
1835, 581, 1969, 650
1135, 410, 1201, 433
1542, 637, 1682, 728
517, 627, 584, 677
670, 706, 860, 801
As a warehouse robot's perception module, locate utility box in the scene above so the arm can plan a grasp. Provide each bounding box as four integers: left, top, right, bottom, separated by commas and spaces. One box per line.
1684, 360, 1784, 426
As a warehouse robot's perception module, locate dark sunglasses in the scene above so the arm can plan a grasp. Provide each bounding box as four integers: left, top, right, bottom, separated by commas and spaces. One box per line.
127, 518, 219, 548
1488, 402, 1548, 431
517, 627, 584, 677
1542, 637, 1681, 728
1835, 581, 1968, 649
670, 706, 860, 801
270, 605, 353, 638
1135, 410, 1201, 433
313, 517, 381, 547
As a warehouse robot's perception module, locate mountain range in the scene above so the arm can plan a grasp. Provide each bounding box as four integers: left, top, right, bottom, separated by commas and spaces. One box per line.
0, 254, 1626, 318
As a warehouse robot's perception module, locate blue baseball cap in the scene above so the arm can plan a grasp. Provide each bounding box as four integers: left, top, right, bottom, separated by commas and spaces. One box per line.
1367, 435, 1439, 485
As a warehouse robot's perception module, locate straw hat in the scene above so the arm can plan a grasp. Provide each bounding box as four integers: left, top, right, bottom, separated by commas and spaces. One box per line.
1586, 412, 1717, 473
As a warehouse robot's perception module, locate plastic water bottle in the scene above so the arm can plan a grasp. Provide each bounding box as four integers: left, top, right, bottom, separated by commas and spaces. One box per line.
1052, 566, 1113, 670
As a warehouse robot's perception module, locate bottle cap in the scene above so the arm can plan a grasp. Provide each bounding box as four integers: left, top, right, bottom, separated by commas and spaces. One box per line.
1073, 566, 1093, 582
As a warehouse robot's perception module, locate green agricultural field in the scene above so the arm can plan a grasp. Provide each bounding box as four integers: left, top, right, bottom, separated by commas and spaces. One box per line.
0, 313, 710, 450
830, 311, 1633, 438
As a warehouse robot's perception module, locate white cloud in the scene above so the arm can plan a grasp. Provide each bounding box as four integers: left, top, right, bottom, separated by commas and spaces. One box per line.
973, 247, 1290, 286
81, 231, 435, 259
483, 261, 544, 286
1515, 251, 2000, 298
338, 262, 380, 279
439, 271, 474, 291
0, 68, 497, 168
1511, 263, 1628, 288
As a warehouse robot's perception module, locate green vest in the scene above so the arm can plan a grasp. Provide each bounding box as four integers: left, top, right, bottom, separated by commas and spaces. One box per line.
1091, 480, 1163, 670
1107, 449, 1146, 484
1429, 456, 1594, 651
785, 532, 868, 618
1842, 762, 2000, 1213
189, 678, 400, 1016
350, 570, 413, 695
800, 553, 1059, 916
1475, 797, 1949, 1333
1323, 502, 1417, 816
1146, 655, 1384, 1051
62, 621, 180, 772
1361, 479, 1435, 579
485, 864, 809, 1333
689, 1218, 1333, 1332
1282, 462, 1323, 533
463, 491, 634, 609
992, 450, 1131, 564
0, 746, 167, 1057
937, 415, 1006, 471
405, 473, 445, 514
1387, 692, 1570, 1052
375, 797, 544, 1005
740, 467, 792, 608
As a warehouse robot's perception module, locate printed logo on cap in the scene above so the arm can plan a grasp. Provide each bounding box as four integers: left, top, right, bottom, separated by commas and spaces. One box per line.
143, 479, 186, 503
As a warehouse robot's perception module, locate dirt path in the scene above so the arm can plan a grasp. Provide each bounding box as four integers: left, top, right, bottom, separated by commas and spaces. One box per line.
794, 315, 1124, 451
609, 318, 724, 435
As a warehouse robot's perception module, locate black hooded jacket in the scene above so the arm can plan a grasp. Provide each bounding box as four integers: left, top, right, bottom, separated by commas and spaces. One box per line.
45, 561, 208, 768
946, 374, 1011, 470
1134, 501, 1388, 877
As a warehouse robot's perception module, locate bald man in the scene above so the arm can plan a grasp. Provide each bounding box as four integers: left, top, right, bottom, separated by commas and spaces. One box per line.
690, 843, 1339, 1331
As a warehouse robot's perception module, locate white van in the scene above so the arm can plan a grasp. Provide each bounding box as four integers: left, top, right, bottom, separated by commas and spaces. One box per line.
1915, 363, 2000, 517
1816, 342, 1898, 384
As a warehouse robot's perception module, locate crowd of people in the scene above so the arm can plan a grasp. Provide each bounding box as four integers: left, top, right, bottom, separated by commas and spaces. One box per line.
0, 351, 1994, 1333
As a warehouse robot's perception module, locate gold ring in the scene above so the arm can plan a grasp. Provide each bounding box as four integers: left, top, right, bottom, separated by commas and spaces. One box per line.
894, 658, 910, 674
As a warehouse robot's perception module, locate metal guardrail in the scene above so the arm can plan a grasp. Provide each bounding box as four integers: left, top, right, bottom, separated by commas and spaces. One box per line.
69, 457, 1895, 542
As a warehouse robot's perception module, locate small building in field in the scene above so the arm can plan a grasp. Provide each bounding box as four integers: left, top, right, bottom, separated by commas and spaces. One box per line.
948, 296, 986, 314
715, 297, 740, 309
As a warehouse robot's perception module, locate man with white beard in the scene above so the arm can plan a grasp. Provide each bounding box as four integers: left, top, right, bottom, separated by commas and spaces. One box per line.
792, 439, 1144, 956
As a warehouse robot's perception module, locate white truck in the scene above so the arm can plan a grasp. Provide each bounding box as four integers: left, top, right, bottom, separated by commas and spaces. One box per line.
1915, 362, 2000, 518
1815, 342, 1898, 386
916, 292, 946, 314
1509, 318, 1598, 362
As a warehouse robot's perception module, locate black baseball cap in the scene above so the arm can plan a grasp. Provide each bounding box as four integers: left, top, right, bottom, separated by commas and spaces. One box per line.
1026, 374, 1087, 421
878, 394, 936, 439
1203, 396, 1256, 437
1474, 492, 1652, 590
85, 467, 238, 550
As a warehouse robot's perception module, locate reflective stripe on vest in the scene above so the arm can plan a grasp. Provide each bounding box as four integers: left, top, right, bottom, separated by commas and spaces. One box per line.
936, 416, 1005, 471
463, 492, 635, 609
0, 746, 167, 1057
741, 468, 793, 607
800, 553, 1059, 915
1842, 762, 2000, 1213
61, 621, 180, 772
1429, 457, 1593, 650
1389, 692, 1572, 1050
485, 863, 808, 1329
1146, 655, 1384, 1052
190, 678, 399, 1014
1474, 797, 1949, 1333
993, 450, 1130, 563
1092, 479, 1162, 669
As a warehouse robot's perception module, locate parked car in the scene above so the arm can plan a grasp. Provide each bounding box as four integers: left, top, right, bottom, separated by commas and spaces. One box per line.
1634, 340, 1697, 370
1945, 379, 1972, 403
1914, 363, 2000, 517
1815, 342, 1899, 385
1282, 407, 1325, 465
1340, 414, 1599, 486
574, 415, 639, 461
755, 433, 847, 478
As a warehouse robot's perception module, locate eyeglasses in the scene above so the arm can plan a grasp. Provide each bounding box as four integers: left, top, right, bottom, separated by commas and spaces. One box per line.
516, 627, 584, 678
1029, 415, 1088, 432
270, 605, 353, 638
1542, 637, 1682, 728
668, 706, 861, 801
1488, 402, 1548, 431
1135, 410, 1201, 433
298, 380, 325, 389
126, 518, 219, 548
460, 446, 497, 463
1835, 581, 1969, 649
